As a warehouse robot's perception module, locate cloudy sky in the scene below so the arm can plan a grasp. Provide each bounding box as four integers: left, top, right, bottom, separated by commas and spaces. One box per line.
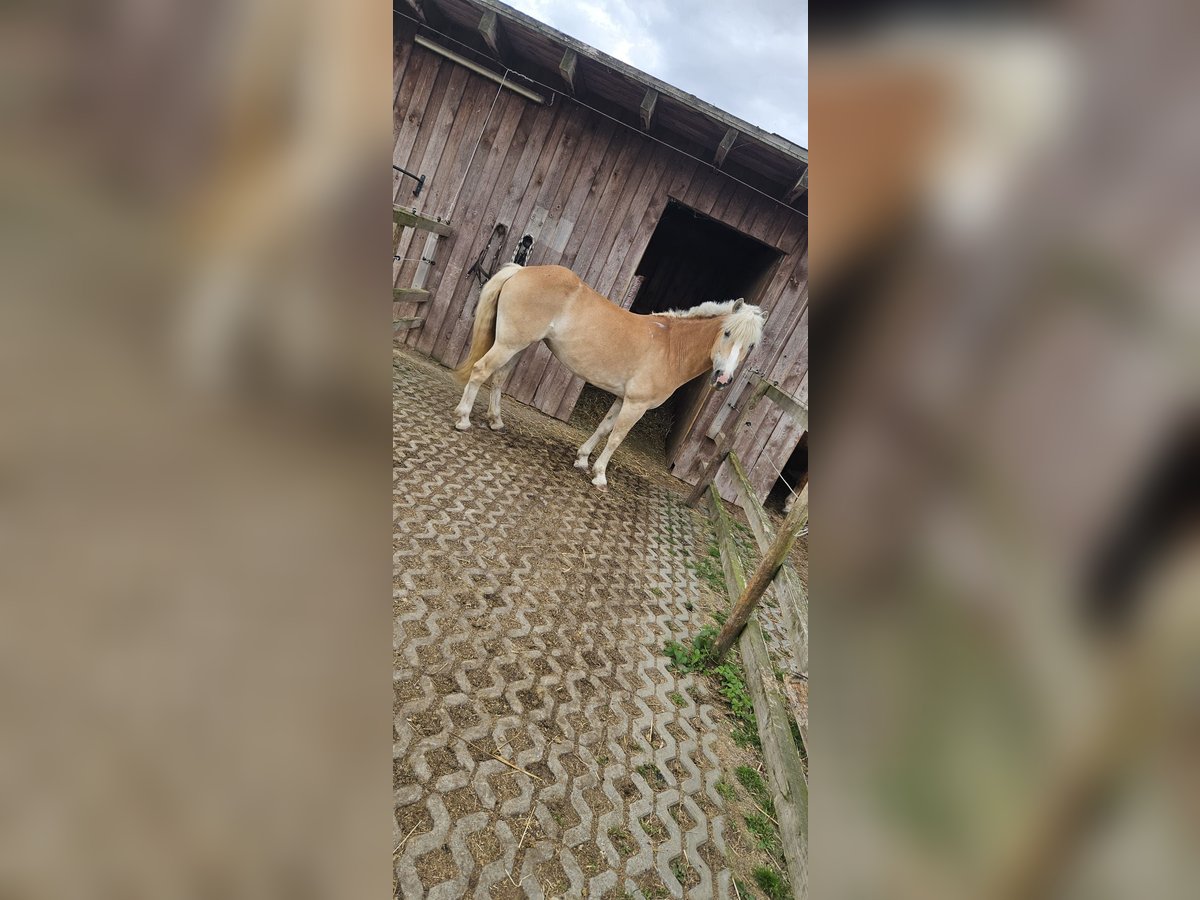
505, 0, 808, 147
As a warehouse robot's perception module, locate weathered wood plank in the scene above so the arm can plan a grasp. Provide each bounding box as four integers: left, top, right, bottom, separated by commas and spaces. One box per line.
396, 62, 469, 322
709, 485, 808, 898
507, 111, 611, 402
393, 316, 424, 331
393, 288, 430, 302
422, 84, 565, 357
392, 51, 445, 267
392, 206, 454, 235
437, 100, 542, 365
427, 90, 527, 362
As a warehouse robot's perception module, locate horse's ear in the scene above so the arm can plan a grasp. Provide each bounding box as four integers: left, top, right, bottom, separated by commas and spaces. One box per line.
732, 298, 744, 311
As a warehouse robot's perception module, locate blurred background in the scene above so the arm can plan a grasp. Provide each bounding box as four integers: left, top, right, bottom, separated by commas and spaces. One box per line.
811, 1, 1199, 898
0, 0, 392, 896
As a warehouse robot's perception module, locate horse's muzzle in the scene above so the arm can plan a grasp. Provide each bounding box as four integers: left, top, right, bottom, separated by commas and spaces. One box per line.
712, 371, 730, 389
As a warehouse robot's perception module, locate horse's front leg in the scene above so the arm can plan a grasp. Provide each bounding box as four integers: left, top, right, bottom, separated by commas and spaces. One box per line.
575, 397, 623, 470
589, 401, 650, 489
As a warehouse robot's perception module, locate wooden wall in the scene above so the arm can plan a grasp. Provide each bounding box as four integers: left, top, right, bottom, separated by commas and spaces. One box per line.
394, 26, 808, 505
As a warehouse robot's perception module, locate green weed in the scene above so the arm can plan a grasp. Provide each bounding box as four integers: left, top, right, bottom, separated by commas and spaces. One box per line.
735, 766, 775, 818
745, 814, 781, 857
752, 865, 792, 900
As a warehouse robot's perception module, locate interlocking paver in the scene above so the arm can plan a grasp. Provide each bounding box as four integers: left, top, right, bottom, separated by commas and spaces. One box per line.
394, 349, 746, 899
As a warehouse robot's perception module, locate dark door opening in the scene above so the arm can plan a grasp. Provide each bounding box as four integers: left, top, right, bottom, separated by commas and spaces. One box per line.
767, 431, 808, 513
572, 201, 782, 469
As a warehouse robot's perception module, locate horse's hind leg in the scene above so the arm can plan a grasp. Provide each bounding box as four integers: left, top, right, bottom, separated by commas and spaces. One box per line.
575, 397, 623, 470
486, 359, 517, 431
455, 344, 522, 430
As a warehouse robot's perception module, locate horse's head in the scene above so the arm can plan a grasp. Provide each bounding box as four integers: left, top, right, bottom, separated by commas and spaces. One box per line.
711, 299, 765, 389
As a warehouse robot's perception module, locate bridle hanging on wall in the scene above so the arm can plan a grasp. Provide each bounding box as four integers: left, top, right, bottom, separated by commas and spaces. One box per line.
466, 223, 509, 286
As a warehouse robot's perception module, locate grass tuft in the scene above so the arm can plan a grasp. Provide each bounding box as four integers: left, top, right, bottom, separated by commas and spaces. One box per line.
752, 865, 792, 900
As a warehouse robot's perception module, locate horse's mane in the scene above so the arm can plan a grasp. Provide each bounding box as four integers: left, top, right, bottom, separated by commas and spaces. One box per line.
657, 299, 765, 344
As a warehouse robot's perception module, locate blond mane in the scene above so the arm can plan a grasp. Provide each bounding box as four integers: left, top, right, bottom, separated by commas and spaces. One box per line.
658, 299, 765, 345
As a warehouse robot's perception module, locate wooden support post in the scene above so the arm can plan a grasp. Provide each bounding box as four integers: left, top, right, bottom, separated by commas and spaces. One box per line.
715, 127, 738, 168
712, 484, 809, 661
639, 88, 658, 130
559, 49, 580, 93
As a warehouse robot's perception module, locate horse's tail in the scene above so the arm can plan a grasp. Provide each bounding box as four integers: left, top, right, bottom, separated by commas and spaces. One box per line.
454, 263, 522, 383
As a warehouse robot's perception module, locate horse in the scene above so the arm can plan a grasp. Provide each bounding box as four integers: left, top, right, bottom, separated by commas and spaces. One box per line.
452, 263, 765, 489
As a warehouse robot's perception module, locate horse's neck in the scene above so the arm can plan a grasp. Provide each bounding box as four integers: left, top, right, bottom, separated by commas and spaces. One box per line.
665, 317, 722, 381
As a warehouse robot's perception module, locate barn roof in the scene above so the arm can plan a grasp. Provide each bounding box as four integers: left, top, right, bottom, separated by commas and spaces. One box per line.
396, 0, 809, 210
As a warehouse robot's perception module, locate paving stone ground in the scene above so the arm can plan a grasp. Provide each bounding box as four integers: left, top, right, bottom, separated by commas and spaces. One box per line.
393, 349, 767, 899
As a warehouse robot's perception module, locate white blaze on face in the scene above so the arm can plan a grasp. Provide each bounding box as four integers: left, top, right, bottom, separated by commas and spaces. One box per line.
715, 344, 741, 384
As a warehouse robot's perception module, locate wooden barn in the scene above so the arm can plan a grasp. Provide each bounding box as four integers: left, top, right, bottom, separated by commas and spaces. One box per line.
393, 0, 809, 506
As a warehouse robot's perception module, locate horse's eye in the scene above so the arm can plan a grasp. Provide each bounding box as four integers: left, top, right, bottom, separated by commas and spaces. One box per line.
724, 330, 731, 338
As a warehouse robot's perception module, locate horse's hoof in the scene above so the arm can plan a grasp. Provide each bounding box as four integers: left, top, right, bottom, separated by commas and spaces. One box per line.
573, 458, 589, 471
488, 421, 506, 432
454, 420, 471, 431
591, 477, 608, 490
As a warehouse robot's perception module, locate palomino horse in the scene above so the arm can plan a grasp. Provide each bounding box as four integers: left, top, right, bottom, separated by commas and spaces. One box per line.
453, 263, 765, 489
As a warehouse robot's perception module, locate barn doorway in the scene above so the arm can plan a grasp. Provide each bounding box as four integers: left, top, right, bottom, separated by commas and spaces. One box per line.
572, 200, 782, 471
767, 431, 808, 512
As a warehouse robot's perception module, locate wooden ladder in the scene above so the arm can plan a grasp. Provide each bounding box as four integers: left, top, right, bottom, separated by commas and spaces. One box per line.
393, 205, 454, 335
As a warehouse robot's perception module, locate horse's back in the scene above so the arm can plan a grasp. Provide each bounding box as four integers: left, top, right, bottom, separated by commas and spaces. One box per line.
512, 264, 585, 294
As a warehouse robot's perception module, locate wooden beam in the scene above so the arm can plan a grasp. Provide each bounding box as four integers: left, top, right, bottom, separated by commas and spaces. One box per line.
393, 206, 453, 236
393, 288, 430, 302
715, 127, 738, 168
752, 374, 809, 431
709, 485, 809, 897
393, 316, 424, 331
478, 10, 510, 63
639, 88, 658, 130
785, 166, 809, 204
559, 48, 580, 94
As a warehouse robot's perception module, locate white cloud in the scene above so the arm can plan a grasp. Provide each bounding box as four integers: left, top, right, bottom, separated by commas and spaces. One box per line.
505, 0, 807, 146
